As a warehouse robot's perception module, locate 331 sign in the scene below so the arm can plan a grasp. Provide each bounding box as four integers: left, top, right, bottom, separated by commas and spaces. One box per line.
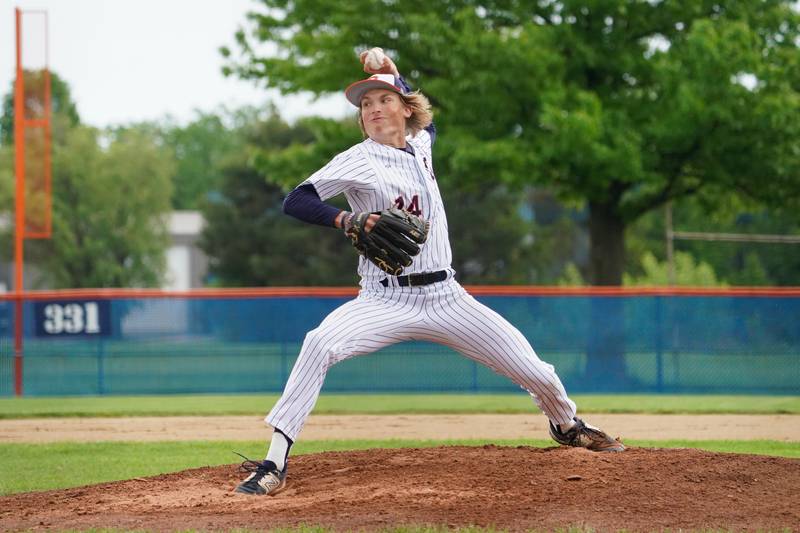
34, 300, 111, 337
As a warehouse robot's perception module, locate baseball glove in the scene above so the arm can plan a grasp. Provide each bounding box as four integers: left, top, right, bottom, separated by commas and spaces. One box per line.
345, 207, 429, 275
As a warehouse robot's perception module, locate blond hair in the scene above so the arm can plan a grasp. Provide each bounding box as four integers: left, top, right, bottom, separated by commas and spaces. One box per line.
357, 90, 433, 138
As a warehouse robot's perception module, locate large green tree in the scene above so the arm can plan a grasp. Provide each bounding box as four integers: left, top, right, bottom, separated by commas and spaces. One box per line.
1, 72, 174, 289
224, 0, 800, 286
22, 125, 174, 288
200, 112, 361, 286
158, 110, 244, 210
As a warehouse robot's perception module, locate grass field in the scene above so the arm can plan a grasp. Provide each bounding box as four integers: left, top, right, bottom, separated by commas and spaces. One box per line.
1, 393, 799, 418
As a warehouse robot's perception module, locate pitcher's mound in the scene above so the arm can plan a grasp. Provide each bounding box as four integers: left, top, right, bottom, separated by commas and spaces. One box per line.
2, 445, 798, 532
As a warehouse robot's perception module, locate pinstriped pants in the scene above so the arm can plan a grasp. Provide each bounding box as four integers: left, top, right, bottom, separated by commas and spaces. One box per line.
266, 279, 577, 441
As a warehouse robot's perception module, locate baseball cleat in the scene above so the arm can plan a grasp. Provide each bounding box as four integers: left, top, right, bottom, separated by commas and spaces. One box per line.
549, 417, 625, 452
234, 456, 287, 496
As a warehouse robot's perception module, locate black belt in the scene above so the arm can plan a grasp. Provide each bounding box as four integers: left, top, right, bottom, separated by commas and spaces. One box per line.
380, 270, 448, 287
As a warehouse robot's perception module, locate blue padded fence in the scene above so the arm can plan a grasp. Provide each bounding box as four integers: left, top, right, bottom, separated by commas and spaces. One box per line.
0, 288, 798, 396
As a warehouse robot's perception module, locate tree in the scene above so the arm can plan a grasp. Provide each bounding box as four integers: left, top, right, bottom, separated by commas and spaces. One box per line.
624, 251, 723, 286
445, 183, 586, 284
627, 192, 800, 286
200, 112, 360, 286
1, 71, 80, 288
24, 125, 174, 288
224, 0, 800, 285
444, 181, 537, 284
2, 72, 176, 289
158, 109, 248, 210
0, 71, 81, 147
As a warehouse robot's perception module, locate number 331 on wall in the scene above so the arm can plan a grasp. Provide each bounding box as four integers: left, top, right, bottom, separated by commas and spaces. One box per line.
34, 301, 111, 337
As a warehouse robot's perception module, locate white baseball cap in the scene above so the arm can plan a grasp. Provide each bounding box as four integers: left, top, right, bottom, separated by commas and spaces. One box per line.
344, 73, 403, 107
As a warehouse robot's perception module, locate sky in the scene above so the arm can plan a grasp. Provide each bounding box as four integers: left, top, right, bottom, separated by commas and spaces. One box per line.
0, 0, 351, 127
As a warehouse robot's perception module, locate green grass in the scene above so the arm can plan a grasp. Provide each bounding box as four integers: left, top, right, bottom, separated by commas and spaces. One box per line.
1, 393, 799, 418
2, 438, 798, 495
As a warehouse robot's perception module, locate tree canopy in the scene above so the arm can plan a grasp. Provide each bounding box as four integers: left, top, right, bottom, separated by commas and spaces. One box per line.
0, 71, 81, 147
0, 75, 173, 289
627, 192, 800, 286
199, 112, 359, 286
158, 110, 247, 210
22, 125, 174, 288
224, 0, 800, 285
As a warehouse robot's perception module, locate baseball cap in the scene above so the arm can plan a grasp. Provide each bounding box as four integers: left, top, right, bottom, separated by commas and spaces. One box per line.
344, 73, 403, 107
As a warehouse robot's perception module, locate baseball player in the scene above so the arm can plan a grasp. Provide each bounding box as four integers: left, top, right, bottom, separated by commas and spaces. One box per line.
235, 48, 624, 496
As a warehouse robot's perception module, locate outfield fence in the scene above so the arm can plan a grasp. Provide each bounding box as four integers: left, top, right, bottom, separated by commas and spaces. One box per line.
0, 287, 798, 396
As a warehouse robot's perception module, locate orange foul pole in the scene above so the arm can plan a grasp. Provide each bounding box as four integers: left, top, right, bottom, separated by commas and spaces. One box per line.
13, 8, 26, 396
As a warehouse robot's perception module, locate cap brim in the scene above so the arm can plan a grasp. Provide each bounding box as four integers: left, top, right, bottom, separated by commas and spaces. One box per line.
344, 79, 402, 107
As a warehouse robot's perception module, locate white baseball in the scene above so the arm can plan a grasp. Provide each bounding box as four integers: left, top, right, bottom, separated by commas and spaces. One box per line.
364, 47, 386, 71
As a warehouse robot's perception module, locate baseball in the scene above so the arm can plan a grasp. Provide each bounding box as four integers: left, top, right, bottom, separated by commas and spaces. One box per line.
364, 47, 386, 71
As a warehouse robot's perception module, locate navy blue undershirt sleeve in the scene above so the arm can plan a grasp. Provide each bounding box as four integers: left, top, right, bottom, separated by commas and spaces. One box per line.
425, 122, 437, 145
397, 76, 413, 94
397, 75, 436, 145
282, 183, 342, 228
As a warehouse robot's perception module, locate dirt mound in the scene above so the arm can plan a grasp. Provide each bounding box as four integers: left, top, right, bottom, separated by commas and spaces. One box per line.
1, 446, 798, 532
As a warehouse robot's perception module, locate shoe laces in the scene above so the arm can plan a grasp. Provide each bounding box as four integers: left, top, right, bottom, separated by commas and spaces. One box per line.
554, 419, 586, 445
553, 419, 580, 437
234, 452, 273, 476
581, 425, 611, 441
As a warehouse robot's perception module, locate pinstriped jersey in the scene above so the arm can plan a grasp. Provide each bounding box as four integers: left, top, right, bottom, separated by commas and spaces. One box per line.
302, 128, 452, 284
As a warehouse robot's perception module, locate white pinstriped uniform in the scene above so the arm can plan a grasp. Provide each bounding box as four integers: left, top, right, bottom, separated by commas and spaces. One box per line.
266, 128, 577, 441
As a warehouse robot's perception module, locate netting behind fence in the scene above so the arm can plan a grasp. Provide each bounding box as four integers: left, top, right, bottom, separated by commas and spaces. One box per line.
0, 289, 798, 396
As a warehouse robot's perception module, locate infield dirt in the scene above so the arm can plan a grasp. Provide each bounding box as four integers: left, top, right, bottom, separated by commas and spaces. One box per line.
2, 445, 798, 532
2, 413, 799, 442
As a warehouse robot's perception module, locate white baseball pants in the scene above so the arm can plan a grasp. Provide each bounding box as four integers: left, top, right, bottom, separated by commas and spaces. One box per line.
266, 279, 577, 441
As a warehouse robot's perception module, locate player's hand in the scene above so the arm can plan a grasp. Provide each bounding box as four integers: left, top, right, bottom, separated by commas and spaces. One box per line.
364, 213, 380, 233
359, 49, 400, 77
337, 211, 379, 233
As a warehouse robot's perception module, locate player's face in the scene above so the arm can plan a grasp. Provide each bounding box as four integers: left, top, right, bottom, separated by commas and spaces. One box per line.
360, 89, 412, 146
